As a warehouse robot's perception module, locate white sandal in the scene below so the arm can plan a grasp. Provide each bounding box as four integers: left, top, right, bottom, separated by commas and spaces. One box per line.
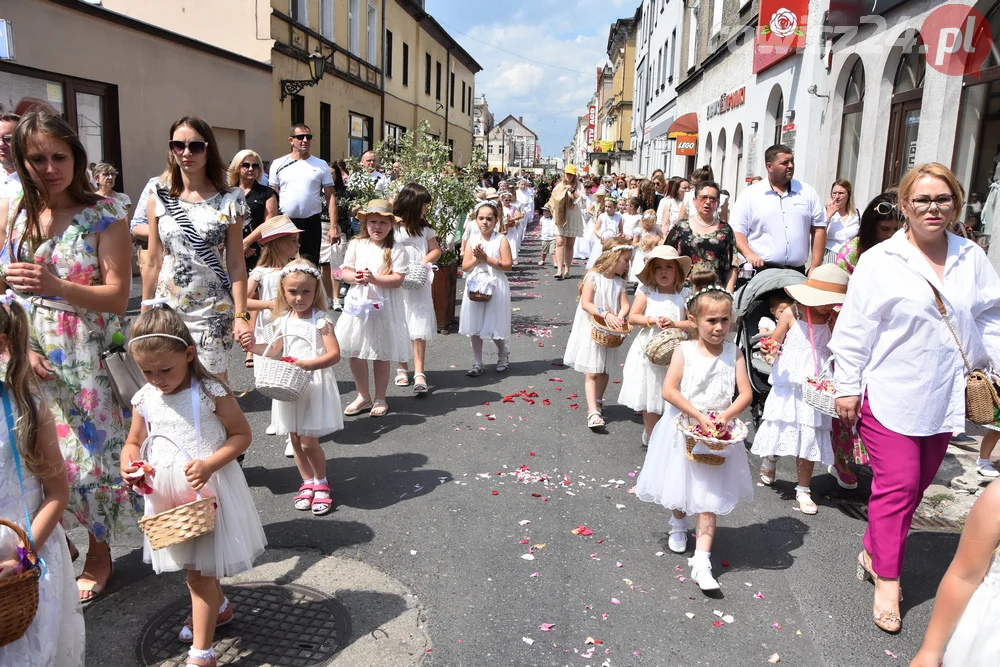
759, 457, 777, 485
587, 412, 605, 429
796, 491, 818, 515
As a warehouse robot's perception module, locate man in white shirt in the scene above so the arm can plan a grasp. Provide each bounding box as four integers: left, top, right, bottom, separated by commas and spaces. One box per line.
730, 144, 826, 274
356, 150, 388, 194
268, 123, 337, 265
0, 113, 21, 201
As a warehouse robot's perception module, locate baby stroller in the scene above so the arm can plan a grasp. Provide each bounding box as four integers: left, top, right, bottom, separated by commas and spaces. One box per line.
733, 269, 806, 429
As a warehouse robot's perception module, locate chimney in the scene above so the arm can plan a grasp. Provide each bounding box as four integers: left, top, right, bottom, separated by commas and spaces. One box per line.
518, 116, 523, 124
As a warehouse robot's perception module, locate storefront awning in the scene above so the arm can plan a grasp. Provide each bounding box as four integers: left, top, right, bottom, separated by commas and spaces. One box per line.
667, 113, 698, 139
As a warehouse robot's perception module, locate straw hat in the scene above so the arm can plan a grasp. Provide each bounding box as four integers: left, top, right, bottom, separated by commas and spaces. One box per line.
483, 188, 500, 201
784, 265, 849, 306
565, 164, 578, 175
636, 246, 692, 288
595, 186, 608, 197
357, 199, 402, 223
257, 215, 302, 243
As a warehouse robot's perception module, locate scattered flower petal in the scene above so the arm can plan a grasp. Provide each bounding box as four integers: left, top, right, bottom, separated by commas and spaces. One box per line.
722, 615, 734, 624
754, 592, 764, 599
519, 520, 531, 526
611, 598, 621, 605
712, 621, 724, 627
569, 403, 579, 409
884, 650, 898, 659
768, 654, 780, 664
530, 571, 540, 578
538, 623, 555, 632
521, 554, 535, 561
685, 613, 695, 619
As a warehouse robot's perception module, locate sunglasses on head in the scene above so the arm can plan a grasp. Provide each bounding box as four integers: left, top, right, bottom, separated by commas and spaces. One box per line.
292, 134, 313, 141
240, 162, 260, 170
168, 140, 207, 155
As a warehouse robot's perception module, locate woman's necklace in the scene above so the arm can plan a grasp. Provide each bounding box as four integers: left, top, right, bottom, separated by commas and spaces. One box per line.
691, 215, 716, 231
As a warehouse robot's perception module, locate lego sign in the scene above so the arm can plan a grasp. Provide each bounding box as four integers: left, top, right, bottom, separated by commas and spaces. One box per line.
754, 0, 808, 74
675, 135, 698, 156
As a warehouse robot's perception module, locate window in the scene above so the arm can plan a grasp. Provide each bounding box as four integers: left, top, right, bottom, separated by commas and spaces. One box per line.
349, 112, 373, 157
435, 61, 442, 101
384, 122, 406, 151
320, 102, 331, 162
385, 30, 393, 77
367, 2, 377, 64
450, 72, 456, 107
461, 81, 466, 112
348, 0, 360, 56
884, 33, 926, 190
290, 0, 307, 24
687, 8, 697, 70
670, 29, 677, 80
468, 88, 472, 115
712, 0, 724, 37
402, 43, 409, 86
291, 94, 305, 126
837, 60, 865, 185
425, 53, 431, 94
320, 0, 333, 39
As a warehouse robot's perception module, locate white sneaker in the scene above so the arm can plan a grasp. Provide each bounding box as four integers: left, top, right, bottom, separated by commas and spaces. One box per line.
641, 430, 649, 447
285, 437, 294, 458
333, 298, 343, 312
265, 424, 277, 436
689, 560, 720, 592
977, 459, 1000, 478
668, 530, 687, 554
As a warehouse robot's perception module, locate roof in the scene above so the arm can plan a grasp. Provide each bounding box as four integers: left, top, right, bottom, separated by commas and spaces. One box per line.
395, 0, 483, 74
493, 114, 538, 139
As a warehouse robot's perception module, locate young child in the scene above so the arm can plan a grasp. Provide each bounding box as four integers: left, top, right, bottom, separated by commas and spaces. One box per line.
587, 198, 624, 269
621, 196, 642, 240
634, 269, 754, 592
500, 191, 523, 263
629, 210, 664, 283
123, 303, 266, 667
336, 199, 411, 418
538, 205, 556, 267
0, 298, 82, 667
459, 200, 513, 376
757, 293, 793, 335
910, 480, 1000, 666
254, 260, 343, 516
563, 238, 632, 430
618, 247, 693, 444
751, 265, 849, 515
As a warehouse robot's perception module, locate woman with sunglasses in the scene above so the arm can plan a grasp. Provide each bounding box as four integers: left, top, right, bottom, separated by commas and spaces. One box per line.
0, 111, 139, 606
142, 116, 254, 380
227, 149, 277, 273
834, 193, 902, 276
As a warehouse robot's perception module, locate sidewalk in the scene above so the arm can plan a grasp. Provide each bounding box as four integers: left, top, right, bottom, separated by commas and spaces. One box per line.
917, 430, 993, 524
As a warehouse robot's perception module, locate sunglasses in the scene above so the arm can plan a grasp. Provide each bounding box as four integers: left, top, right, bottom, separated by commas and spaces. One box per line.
292, 134, 313, 141
240, 162, 260, 170
874, 202, 897, 216
168, 140, 207, 155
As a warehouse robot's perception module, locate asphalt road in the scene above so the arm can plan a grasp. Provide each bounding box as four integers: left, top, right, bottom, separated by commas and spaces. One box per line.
84, 224, 959, 666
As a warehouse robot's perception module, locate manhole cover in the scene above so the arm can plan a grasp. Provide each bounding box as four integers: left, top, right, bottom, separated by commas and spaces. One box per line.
836, 500, 963, 533
136, 582, 351, 667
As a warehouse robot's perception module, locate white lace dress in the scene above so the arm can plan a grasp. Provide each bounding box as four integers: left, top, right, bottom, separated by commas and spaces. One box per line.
335, 239, 412, 361
133, 380, 266, 577
634, 341, 754, 515
618, 288, 689, 414
250, 265, 281, 348
944, 548, 1000, 665
0, 402, 83, 667
459, 232, 512, 340
751, 315, 834, 464
563, 273, 627, 374
395, 226, 437, 341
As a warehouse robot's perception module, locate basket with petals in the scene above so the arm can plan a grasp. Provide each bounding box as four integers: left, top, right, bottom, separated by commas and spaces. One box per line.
255, 333, 312, 402
804, 357, 838, 417
0, 518, 39, 647
676, 413, 747, 466
466, 266, 495, 302
590, 314, 632, 348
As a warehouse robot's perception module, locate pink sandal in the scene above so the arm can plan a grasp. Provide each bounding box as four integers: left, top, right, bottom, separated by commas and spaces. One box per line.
293, 482, 315, 511
311, 483, 335, 516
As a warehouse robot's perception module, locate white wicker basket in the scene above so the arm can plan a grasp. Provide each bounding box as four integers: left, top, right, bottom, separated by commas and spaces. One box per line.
402, 261, 428, 290
804, 356, 838, 417
255, 333, 312, 402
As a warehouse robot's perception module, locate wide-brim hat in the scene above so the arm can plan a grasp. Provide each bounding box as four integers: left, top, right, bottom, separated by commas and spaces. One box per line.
357, 199, 402, 223
784, 264, 849, 306
595, 187, 608, 197
483, 188, 500, 201
257, 215, 302, 243
636, 246, 692, 288
565, 164, 577, 175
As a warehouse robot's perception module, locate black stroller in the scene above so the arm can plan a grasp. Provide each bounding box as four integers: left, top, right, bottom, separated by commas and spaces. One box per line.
733, 269, 806, 428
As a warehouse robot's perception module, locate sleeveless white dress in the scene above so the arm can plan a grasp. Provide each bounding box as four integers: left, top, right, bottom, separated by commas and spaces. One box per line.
395, 226, 437, 341
250, 265, 281, 347
944, 548, 1000, 665
617, 287, 690, 414
459, 232, 512, 340
563, 273, 627, 374
634, 341, 754, 515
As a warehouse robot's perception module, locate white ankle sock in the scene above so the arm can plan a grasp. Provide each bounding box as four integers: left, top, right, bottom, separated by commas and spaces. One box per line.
188, 647, 215, 660
691, 550, 711, 568
669, 516, 686, 532
315, 477, 328, 486
795, 485, 811, 495
978, 457, 993, 466
219, 597, 229, 613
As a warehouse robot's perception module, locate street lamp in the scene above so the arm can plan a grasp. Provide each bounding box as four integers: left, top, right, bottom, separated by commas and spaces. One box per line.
506, 128, 514, 171
280, 50, 331, 102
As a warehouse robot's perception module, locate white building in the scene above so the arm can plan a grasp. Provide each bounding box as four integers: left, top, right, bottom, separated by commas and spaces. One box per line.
487, 115, 538, 172
473, 94, 494, 157
633, 0, 685, 177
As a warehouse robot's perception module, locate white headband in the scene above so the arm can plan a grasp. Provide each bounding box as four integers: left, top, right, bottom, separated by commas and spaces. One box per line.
280, 264, 322, 279
140, 297, 170, 308
129, 333, 191, 348
685, 285, 732, 308
607, 245, 633, 253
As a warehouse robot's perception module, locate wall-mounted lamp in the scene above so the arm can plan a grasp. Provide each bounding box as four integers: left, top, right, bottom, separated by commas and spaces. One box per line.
280, 50, 332, 102
807, 84, 830, 99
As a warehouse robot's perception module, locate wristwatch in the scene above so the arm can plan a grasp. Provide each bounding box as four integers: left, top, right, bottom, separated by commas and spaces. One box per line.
234, 311, 251, 322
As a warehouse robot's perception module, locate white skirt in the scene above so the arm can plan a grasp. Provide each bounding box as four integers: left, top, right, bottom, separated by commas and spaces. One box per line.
506, 227, 519, 261
143, 460, 267, 578
629, 248, 647, 283
943, 577, 1000, 666
402, 281, 437, 341
562, 304, 626, 374
320, 218, 347, 267
634, 408, 754, 515
458, 274, 512, 341
335, 287, 412, 361
617, 327, 666, 414
272, 366, 344, 437
575, 233, 596, 259
750, 384, 834, 464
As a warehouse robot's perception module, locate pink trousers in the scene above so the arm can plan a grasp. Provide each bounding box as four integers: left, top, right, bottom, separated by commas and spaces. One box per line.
857, 395, 950, 578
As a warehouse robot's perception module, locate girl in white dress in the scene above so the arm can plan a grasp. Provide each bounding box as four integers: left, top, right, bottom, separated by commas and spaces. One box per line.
618, 247, 693, 443
460, 200, 513, 376
254, 261, 343, 516
247, 216, 301, 368
563, 238, 632, 430
337, 200, 411, 418
911, 480, 1000, 667
751, 265, 849, 515
586, 198, 624, 269
634, 270, 754, 593
0, 299, 83, 667
500, 192, 523, 263
621, 196, 642, 241
123, 303, 266, 667
393, 184, 441, 394
629, 209, 664, 283
516, 180, 534, 249
574, 187, 602, 260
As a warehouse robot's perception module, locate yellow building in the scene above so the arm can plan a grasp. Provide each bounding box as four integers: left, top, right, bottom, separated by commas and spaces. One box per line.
593, 16, 636, 175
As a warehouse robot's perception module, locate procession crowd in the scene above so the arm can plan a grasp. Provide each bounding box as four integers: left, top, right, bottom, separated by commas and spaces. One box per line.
0, 108, 997, 667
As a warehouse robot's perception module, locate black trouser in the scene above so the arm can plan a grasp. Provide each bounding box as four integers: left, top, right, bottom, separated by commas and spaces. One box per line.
291, 214, 322, 266
762, 262, 806, 274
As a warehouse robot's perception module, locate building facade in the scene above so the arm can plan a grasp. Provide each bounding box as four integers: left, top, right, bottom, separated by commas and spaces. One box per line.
594, 17, 637, 175
472, 94, 494, 156
487, 115, 538, 172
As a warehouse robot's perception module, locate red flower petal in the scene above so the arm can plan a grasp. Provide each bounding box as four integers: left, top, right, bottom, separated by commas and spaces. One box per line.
529, 451, 536, 456
713, 621, 724, 627
569, 404, 579, 409
491, 490, 499, 495
542, 399, 551, 406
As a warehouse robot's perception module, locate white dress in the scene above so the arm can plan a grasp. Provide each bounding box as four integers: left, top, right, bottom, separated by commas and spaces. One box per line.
270, 311, 344, 438
575, 197, 597, 259
563, 273, 627, 373
586, 213, 623, 269
0, 401, 83, 667
250, 265, 281, 347
751, 315, 835, 464
459, 232, 511, 340
503, 204, 520, 262
622, 213, 641, 240
133, 380, 267, 577
634, 341, 754, 515
335, 239, 412, 361
944, 548, 1000, 666
618, 287, 689, 414
396, 226, 437, 341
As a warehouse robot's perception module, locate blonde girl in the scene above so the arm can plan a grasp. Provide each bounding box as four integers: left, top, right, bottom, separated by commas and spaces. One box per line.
563, 238, 632, 429
245, 216, 301, 370
629, 209, 664, 283
621, 196, 642, 239
254, 260, 342, 516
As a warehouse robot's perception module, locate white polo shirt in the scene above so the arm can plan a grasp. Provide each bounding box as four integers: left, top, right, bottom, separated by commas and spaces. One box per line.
730, 178, 825, 267
0, 169, 21, 200
268, 154, 333, 218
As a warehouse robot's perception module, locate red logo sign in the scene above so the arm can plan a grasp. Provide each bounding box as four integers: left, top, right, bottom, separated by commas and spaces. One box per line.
754, 0, 808, 74
675, 135, 698, 157
921, 4, 993, 78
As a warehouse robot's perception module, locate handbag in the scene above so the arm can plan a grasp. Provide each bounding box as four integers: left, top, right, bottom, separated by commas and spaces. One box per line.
926, 280, 1000, 425
68, 303, 144, 410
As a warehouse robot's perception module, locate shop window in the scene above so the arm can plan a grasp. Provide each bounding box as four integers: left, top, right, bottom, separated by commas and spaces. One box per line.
320, 102, 331, 162
349, 112, 373, 157
837, 60, 865, 186
384, 122, 406, 152
291, 94, 305, 126
883, 31, 925, 191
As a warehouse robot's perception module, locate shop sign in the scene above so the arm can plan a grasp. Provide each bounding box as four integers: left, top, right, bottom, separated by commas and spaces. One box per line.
781, 123, 796, 151
675, 134, 698, 157
753, 0, 808, 74
706, 87, 746, 120
587, 105, 596, 146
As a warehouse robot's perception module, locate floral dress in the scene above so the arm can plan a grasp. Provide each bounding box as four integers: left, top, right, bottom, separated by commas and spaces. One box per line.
153, 187, 247, 375
665, 219, 736, 287
0, 196, 139, 540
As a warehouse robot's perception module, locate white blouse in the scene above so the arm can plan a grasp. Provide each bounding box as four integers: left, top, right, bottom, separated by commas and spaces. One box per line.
825, 210, 860, 252
829, 230, 1000, 436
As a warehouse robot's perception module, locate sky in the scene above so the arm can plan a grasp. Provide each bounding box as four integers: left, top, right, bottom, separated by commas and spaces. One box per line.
426, 0, 638, 158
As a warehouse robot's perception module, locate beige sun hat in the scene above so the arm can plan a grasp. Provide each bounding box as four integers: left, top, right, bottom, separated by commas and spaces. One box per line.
257, 215, 302, 243
595, 186, 608, 197
636, 245, 692, 288
357, 199, 402, 223
784, 264, 850, 306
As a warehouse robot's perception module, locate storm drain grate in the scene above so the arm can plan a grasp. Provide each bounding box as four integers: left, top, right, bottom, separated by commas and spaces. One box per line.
836, 500, 963, 533
136, 582, 351, 667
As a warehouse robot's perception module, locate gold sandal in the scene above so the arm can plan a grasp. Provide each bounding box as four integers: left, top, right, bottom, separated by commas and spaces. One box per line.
856, 551, 903, 633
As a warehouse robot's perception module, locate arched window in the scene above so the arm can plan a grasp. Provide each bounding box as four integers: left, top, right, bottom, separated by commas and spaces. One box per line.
765, 85, 784, 150
716, 128, 727, 191
837, 60, 865, 185
732, 124, 744, 197
773, 94, 784, 147
704, 131, 712, 171
883, 31, 925, 190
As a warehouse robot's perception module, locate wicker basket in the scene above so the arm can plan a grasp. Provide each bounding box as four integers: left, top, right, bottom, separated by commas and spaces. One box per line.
804, 357, 838, 417
468, 290, 493, 302
255, 333, 312, 402
590, 314, 632, 348
644, 328, 688, 366
676, 415, 747, 466
966, 370, 1000, 425
402, 261, 428, 291
0, 518, 39, 648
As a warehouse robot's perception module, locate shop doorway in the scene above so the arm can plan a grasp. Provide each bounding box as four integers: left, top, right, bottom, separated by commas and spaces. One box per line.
883, 31, 925, 191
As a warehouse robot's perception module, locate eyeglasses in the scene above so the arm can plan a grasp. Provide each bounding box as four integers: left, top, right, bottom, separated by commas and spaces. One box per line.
240, 162, 260, 170
168, 140, 207, 155
910, 195, 955, 213
0, 135, 10, 146
292, 134, 313, 141
697, 195, 720, 203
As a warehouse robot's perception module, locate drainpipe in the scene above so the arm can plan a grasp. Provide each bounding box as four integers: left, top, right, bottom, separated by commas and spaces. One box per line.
379, 0, 386, 141
444, 48, 451, 148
